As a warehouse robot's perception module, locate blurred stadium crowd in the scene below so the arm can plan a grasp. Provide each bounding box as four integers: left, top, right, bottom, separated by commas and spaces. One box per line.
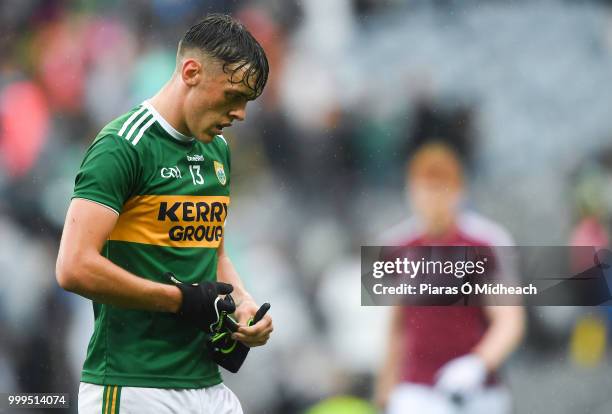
3, 0, 612, 413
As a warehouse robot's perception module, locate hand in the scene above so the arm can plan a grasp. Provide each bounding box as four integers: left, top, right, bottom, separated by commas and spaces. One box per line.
231, 299, 273, 347
373, 381, 394, 409
167, 272, 235, 332
434, 354, 487, 397
206, 300, 270, 372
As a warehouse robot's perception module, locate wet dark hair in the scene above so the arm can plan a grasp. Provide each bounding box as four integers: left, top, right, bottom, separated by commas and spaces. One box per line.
179, 14, 269, 99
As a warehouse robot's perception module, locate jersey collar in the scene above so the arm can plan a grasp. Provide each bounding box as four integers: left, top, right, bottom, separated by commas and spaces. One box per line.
142, 100, 194, 143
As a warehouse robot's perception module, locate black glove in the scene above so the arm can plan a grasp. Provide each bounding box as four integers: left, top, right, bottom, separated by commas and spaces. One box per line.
207, 302, 271, 373
166, 272, 235, 332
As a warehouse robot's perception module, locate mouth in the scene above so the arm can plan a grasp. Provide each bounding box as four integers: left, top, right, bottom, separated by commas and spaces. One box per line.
212, 123, 232, 135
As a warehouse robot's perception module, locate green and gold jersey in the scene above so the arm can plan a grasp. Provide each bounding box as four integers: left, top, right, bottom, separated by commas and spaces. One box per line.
72, 101, 231, 388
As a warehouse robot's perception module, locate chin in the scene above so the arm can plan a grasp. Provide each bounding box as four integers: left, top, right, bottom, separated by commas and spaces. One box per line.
195, 132, 215, 143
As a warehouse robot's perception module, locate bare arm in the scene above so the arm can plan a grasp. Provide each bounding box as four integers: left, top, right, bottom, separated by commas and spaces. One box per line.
216, 238, 254, 307
216, 239, 273, 346
374, 306, 405, 408
56, 198, 182, 313
473, 306, 525, 371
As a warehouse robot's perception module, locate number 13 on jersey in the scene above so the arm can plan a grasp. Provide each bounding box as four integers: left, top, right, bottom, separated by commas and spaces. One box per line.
189, 165, 204, 185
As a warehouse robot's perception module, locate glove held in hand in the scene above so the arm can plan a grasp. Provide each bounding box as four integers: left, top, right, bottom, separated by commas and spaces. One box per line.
166, 272, 234, 331
207, 301, 271, 373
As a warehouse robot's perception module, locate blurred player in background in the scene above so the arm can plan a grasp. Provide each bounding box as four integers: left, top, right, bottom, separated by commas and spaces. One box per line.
55, 14, 272, 414
374, 142, 525, 414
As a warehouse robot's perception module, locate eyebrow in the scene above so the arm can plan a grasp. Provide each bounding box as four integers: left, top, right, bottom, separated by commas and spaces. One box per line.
228, 89, 256, 101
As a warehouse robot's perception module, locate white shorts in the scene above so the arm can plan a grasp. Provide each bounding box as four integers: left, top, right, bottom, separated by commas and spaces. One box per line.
387, 383, 511, 414
78, 382, 243, 414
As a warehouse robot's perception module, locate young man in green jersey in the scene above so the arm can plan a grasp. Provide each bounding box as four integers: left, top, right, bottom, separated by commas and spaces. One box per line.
56, 14, 273, 414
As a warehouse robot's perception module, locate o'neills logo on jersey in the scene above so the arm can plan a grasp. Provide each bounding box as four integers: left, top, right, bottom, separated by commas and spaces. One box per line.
109, 195, 230, 248
187, 154, 204, 162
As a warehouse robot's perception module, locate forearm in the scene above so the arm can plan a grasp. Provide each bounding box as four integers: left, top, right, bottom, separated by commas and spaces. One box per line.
473, 306, 525, 371
57, 251, 181, 313
215, 246, 273, 346
216, 252, 253, 305
56, 199, 183, 313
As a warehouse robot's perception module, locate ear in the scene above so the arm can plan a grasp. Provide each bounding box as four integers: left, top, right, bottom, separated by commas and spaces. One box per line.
181, 58, 201, 86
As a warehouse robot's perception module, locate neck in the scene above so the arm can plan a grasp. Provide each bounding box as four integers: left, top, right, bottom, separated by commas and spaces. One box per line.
148, 77, 191, 136
424, 215, 456, 239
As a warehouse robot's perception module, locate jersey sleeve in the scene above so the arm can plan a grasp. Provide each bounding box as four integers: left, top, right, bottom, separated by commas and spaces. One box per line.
72, 134, 141, 214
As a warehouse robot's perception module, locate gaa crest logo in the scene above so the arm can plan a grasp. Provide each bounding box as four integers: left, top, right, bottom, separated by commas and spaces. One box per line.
214, 161, 227, 186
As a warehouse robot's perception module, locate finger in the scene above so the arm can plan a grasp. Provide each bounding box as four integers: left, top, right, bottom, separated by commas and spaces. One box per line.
252, 320, 273, 334
232, 334, 271, 347
232, 331, 269, 342
249, 314, 272, 329
236, 310, 257, 326
233, 328, 272, 341
215, 282, 233, 295
232, 324, 273, 342
237, 319, 272, 335
232, 334, 268, 345
231, 333, 269, 347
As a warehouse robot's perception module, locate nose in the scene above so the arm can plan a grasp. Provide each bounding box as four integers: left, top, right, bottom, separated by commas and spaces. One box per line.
229, 104, 246, 122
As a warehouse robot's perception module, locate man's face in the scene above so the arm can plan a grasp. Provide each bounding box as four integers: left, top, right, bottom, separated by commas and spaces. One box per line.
182, 57, 255, 143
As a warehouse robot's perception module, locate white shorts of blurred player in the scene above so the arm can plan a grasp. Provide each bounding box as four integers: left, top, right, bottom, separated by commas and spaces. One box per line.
78, 382, 243, 414
387, 383, 511, 414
